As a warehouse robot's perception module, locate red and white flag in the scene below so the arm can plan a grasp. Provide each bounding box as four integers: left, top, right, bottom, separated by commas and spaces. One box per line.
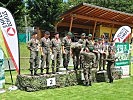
113, 26, 131, 43
0, 7, 19, 73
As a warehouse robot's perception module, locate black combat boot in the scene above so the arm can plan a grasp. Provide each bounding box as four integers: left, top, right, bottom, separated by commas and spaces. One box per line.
46, 68, 49, 74
30, 70, 33, 76
52, 68, 55, 74
89, 81, 92, 86
56, 68, 59, 72
41, 69, 43, 75
34, 70, 38, 75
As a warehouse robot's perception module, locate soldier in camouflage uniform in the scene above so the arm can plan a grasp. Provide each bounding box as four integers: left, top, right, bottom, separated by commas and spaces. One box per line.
51, 32, 61, 73
93, 39, 100, 69
86, 34, 94, 48
80, 46, 96, 86
97, 38, 105, 71
106, 45, 115, 83
40, 31, 51, 74
27, 32, 39, 76
78, 33, 86, 69
62, 32, 72, 70
71, 42, 82, 70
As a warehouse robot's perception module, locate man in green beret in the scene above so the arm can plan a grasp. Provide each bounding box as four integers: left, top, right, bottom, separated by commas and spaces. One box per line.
62, 32, 72, 70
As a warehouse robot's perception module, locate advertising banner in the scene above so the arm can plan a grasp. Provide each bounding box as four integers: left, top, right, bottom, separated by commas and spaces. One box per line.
113, 26, 131, 43
0, 7, 19, 73
115, 43, 130, 78
0, 47, 5, 93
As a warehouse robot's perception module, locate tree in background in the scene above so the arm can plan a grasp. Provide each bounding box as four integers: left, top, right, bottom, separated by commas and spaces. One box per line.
27, 0, 64, 31
0, 0, 25, 27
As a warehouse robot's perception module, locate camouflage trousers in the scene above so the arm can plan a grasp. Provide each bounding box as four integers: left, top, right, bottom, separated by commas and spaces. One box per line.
63, 50, 70, 69
107, 61, 114, 83
29, 51, 39, 71
51, 51, 61, 69
80, 55, 84, 69
83, 65, 92, 85
99, 53, 106, 70
93, 52, 100, 69
41, 53, 50, 70
72, 52, 80, 70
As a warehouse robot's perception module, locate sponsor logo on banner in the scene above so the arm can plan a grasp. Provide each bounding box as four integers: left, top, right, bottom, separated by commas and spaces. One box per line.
113, 26, 131, 43
115, 43, 130, 77
0, 7, 19, 73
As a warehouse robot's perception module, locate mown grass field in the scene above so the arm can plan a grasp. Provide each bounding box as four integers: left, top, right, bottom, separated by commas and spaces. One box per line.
1, 43, 133, 100
1, 70, 133, 100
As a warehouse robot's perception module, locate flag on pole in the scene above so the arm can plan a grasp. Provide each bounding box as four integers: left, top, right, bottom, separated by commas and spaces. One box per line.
0, 28, 8, 57
113, 26, 131, 43
0, 7, 19, 73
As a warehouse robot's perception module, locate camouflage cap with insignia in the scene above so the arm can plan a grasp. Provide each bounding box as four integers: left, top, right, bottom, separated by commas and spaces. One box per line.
67, 32, 73, 36
81, 33, 86, 36
88, 34, 92, 37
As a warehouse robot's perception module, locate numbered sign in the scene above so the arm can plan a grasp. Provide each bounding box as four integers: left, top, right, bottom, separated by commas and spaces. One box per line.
47, 77, 56, 86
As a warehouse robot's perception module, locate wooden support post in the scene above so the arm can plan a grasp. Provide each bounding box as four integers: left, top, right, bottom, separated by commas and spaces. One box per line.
110, 24, 114, 41
92, 21, 97, 40
69, 16, 74, 32
55, 18, 64, 32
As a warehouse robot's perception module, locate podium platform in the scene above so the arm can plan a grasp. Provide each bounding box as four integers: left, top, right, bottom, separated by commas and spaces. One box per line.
16, 70, 82, 92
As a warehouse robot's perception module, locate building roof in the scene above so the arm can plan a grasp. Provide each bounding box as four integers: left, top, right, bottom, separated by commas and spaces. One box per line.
58, 3, 133, 29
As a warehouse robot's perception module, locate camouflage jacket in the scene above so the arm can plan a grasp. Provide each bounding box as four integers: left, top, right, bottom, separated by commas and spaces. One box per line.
78, 39, 86, 48
86, 40, 94, 48
62, 36, 72, 50
51, 38, 61, 53
40, 37, 51, 53
27, 38, 39, 52
80, 51, 96, 68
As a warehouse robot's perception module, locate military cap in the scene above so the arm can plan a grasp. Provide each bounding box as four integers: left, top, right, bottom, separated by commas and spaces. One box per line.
67, 32, 73, 36
31, 32, 37, 36
89, 46, 94, 51
54, 32, 59, 35
45, 31, 50, 35
88, 34, 92, 37
98, 38, 102, 41
81, 33, 86, 36
95, 38, 98, 42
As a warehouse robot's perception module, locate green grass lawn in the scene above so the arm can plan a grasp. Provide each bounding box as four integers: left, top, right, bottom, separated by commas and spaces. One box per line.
1, 70, 133, 100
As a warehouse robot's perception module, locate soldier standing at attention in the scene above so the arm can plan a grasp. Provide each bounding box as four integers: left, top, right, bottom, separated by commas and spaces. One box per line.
62, 32, 72, 70
27, 32, 39, 76
106, 47, 115, 83
78, 33, 86, 69
40, 31, 51, 74
80, 46, 96, 86
51, 32, 61, 73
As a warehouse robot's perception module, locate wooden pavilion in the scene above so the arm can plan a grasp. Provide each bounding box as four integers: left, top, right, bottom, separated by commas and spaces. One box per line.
57, 3, 133, 41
